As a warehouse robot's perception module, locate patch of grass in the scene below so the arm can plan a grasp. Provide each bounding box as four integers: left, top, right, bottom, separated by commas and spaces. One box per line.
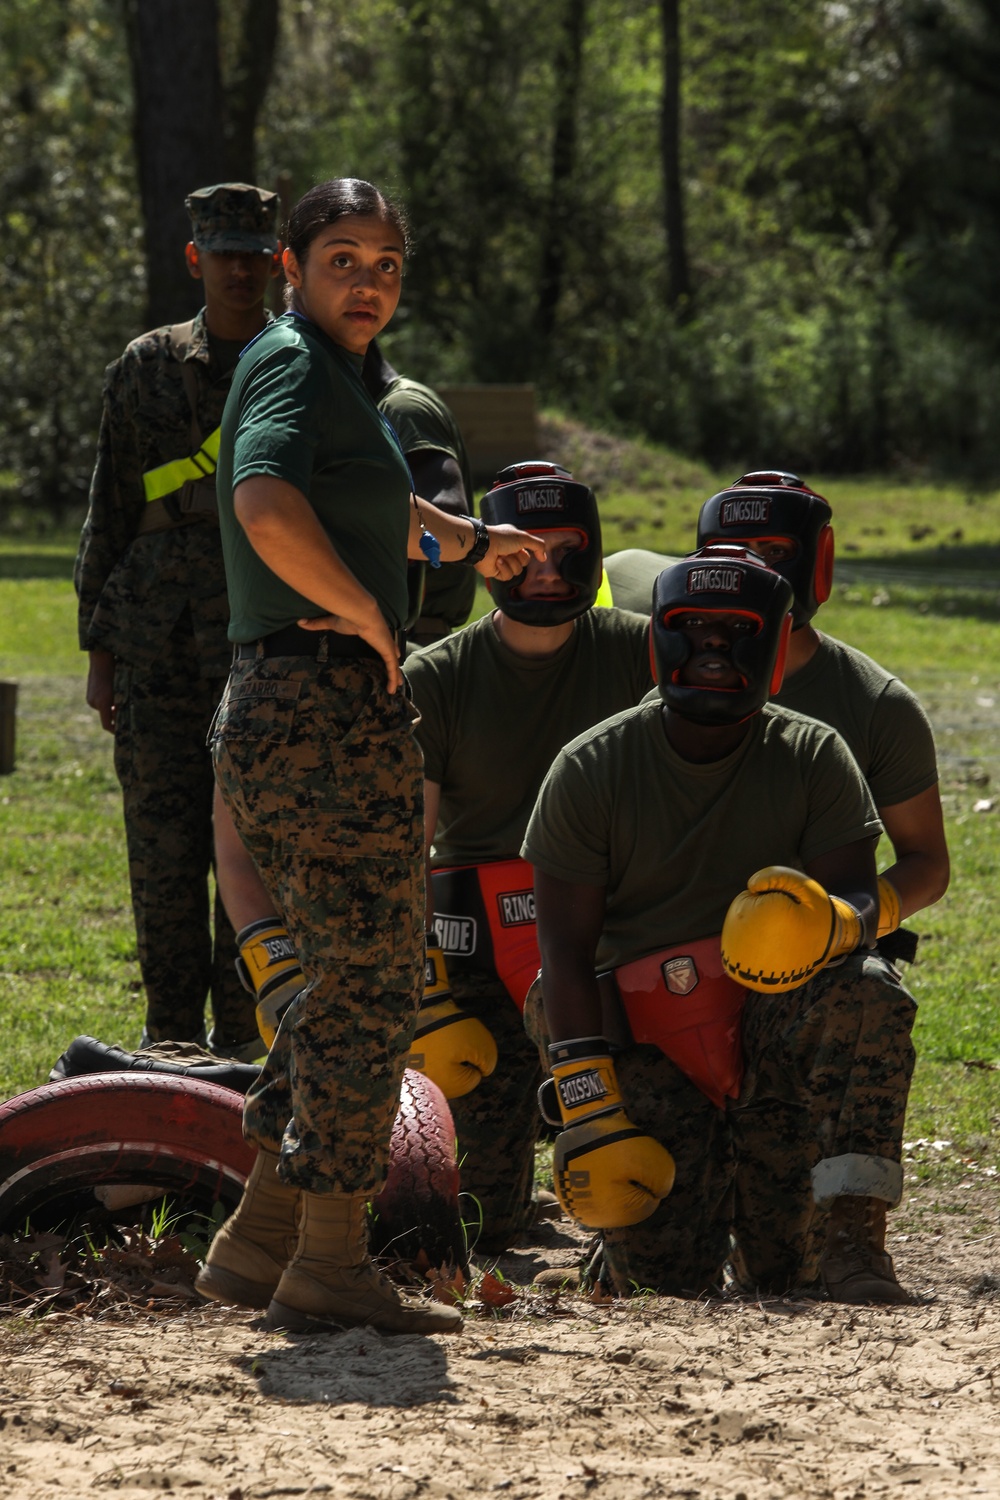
536, 416, 1000, 579
0, 668, 144, 1093
903, 1061, 1000, 1148
0, 582, 82, 675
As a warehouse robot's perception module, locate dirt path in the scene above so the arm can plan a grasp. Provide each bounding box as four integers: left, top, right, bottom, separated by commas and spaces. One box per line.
1, 1174, 998, 1500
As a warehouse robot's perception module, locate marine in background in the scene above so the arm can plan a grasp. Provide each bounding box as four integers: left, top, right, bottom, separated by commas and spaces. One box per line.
75, 183, 281, 1055
362, 339, 476, 647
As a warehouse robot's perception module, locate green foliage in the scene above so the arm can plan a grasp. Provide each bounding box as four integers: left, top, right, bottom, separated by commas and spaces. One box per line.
8, 0, 1000, 514
907, 0, 1000, 353
0, 0, 143, 519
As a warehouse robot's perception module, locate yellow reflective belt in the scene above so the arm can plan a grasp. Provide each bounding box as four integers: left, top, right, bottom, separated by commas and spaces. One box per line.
594, 566, 614, 609
142, 426, 222, 503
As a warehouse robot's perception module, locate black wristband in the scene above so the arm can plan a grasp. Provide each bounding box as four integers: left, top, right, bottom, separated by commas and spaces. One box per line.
461, 516, 491, 566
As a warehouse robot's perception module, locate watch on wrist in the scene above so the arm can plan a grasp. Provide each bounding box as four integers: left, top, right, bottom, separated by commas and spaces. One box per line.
463, 516, 492, 566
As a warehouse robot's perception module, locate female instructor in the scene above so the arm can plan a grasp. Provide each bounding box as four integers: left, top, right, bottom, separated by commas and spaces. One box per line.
196, 179, 543, 1335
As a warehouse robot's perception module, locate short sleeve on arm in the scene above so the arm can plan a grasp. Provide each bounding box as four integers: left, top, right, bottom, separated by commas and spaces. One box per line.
231, 347, 329, 496
405, 652, 451, 785
383, 386, 457, 462
798, 728, 883, 865
521, 745, 612, 888
866, 679, 939, 807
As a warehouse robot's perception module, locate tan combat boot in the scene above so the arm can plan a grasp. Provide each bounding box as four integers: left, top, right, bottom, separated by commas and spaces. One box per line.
820, 1195, 911, 1305
196, 1149, 301, 1309
265, 1190, 463, 1335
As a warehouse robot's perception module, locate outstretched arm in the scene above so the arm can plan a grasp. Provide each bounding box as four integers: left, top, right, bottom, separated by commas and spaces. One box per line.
407, 496, 547, 579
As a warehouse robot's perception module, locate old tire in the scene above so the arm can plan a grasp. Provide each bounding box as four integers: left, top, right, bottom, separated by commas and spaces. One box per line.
0, 1072, 254, 1232
372, 1070, 466, 1271
0, 1067, 464, 1269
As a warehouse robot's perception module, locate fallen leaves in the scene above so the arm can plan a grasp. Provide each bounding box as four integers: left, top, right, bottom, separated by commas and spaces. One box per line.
0, 1221, 203, 1320
477, 1272, 517, 1309
424, 1262, 466, 1305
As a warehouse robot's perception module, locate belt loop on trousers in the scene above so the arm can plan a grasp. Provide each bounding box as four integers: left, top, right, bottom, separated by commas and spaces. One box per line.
317, 632, 329, 665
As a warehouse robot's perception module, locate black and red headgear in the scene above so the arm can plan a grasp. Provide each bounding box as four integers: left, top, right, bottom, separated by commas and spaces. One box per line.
652, 546, 794, 726
696, 470, 833, 629
479, 461, 602, 627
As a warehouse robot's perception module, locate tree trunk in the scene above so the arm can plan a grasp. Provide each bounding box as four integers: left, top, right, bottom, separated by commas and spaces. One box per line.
223, 0, 281, 181
125, 0, 226, 328
659, 0, 691, 310
396, 0, 444, 327
537, 0, 588, 347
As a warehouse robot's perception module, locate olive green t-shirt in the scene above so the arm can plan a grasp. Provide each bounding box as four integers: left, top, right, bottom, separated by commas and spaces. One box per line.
404, 607, 654, 866
522, 701, 881, 972
217, 314, 412, 641
380, 376, 476, 630
773, 634, 938, 808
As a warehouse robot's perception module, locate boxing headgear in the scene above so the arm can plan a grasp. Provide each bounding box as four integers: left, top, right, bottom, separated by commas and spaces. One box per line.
479, 461, 602, 626
696, 470, 834, 628
651, 546, 795, 726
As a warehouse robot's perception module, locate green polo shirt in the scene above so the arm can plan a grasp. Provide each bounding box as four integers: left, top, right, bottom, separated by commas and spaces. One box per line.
216, 314, 412, 641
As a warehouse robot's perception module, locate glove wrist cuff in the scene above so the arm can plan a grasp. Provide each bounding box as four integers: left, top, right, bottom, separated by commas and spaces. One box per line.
423, 938, 451, 1003
548, 1038, 624, 1126
876, 874, 902, 939
831, 888, 878, 955
414, 997, 461, 1036
548, 1036, 610, 1066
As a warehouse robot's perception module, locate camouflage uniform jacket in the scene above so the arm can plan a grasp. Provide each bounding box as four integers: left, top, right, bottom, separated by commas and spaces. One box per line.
74, 308, 242, 677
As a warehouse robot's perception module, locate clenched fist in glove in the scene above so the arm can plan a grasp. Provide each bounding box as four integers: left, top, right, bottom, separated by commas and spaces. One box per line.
545, 1037, 675, 1229
721, 865, 871, 993
406, 938, 498, 1100
236, 917, 305, 1050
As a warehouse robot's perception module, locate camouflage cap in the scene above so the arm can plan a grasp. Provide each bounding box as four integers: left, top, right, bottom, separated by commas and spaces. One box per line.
185, 182, 279, 254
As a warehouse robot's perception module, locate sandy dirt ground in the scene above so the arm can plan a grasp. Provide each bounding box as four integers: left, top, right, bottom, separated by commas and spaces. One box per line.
1, 1171, 998, 1500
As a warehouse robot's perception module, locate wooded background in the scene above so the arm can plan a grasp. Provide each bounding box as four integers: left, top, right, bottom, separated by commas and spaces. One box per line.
4, 0, 1000, 517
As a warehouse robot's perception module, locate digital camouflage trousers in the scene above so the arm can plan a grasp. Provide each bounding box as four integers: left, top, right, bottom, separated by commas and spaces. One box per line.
112, 635, 248, 1047
449, 970, 543, 1251
730, 950, 916, 1294
211, 652, 424, 1196
525, 952, 916, 1297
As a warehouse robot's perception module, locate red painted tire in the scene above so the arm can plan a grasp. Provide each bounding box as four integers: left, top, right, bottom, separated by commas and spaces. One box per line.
0, 1068, 464, 1269
0, 1072, 254, 1231
372, 1069, 465, 1271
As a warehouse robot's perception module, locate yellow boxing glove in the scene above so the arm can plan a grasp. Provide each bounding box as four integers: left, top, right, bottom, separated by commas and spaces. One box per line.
547, 1037, 676, 1229
407, 939, 498, 1100
236, 918, 305, 1050
721, 865, 866, 993
877, 874, 902, 939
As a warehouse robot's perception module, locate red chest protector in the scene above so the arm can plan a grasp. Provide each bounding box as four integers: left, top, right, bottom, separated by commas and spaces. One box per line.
430, 859, 540, 1011
598, 935, 746, 1110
